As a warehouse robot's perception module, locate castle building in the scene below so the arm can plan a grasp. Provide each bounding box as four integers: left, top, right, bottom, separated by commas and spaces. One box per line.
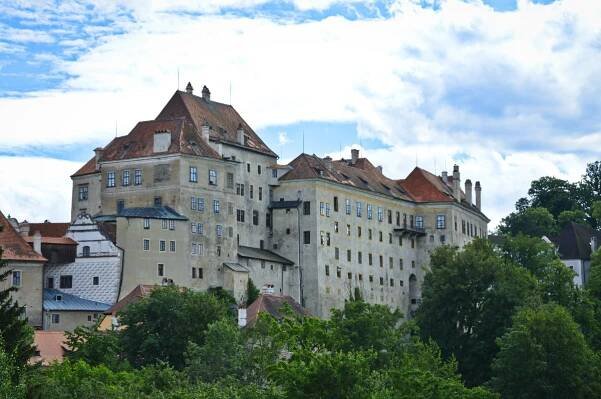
68, 83, 489, 318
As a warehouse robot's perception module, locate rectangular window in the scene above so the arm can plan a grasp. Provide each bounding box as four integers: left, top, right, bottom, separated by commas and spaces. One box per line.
396, 211, 400, 226
213, 200, 220, 213
337, 267, 342, 278
154, 196, 162, 207
335, 247, 339, 260
227, 173, 234, 189
369, 275, 373, 283
412, 260, 416, 268
347, 249, 351, 262
387, 210, 392, 224
303, 231, 311, 244
47, 277, 54, 289
389, 233, 392, 244
158, 218, 165, 229
122, 170, 130, 186
247, 163, 251, 172
258, 187, 263, 201
346, 224, 351, 236
257, 165, 262, 175
379, 255, 383, 268
320, 202, 325, 216
369, 253, 373, 265
169, 240, 176, 252
198, 268, 203, 278
93, 276, 99, 285
52, 314, 60, 324
358, 251, 363, 264
326, 203, 331, 217
157, 264, 164, 277
240, 184, 245, 196
189, 166, 198, 182
272, 168, 278, 178
379, 231, 383, 242
303, 201, 311, 215
143, 239, 150, 251
192, 267, 197, 277
377, 207, 383, 222
357, 226, 362, 237
399, 258, 404, 269
416, 216, 424, 229
367, 204, 373, 220
143, 218, 150, 229
168, 220, 175, 230
216, 225, 223, 237
390, 278, 394, 287
356, 202, 362, 217
380, 277, 384, 286
106, 171, 115, 187
250, 185, 254, 199
333, 196, 339, 212
237, 209, 245, 223
368, 228, 372, 240
59, 275, 72, 289
348, 272, 352, 280
117, 200, 125, 213
78, 185, 88, 201
437, 215, 446, 229
325, 265, 330, 276
208, 169, 217, 185
389, 257, 393, 269
159, 240, 166, 252
134, 169, 142, 185
345, 199, 351, 215
11, 271, 21, 287
253, 210, 259, 226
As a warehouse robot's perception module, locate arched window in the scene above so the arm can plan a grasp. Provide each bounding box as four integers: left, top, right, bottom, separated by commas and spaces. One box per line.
82, 246, 90, 257
409, 274, 419, 317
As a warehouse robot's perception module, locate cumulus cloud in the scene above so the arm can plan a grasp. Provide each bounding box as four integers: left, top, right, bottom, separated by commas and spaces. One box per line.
0, 0, 600, 227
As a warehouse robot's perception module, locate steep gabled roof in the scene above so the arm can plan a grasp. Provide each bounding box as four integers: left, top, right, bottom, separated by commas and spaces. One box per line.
71, 157, 97, 178
280, 154, 411, 201
156, 90, 277, 157
105, 284, 155, 315
0, 210, 46, 262
400, 167, 455, 202
246, 294, 308, 326
550, 222, 601, 260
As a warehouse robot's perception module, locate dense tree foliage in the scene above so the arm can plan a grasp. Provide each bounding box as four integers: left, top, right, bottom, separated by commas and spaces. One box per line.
0, 245, 35, 374
490, 304, 601, 399
498, 207, 557, 237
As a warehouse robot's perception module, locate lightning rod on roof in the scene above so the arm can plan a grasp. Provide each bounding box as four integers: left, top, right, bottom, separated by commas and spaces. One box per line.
177, 68, 180, 91
115, 120, 118, 137
229, 81, 232, 105
302, 130, 305, 154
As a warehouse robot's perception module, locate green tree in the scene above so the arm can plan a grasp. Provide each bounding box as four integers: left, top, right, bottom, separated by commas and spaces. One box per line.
0, 244, 35, 371
498, 207, 557, 237
526, 177, 578, 218
185, 318, 246, 383
415, 239, 538, 386
246, 278, 260, 306
490, 304, 601, 399
65, 326, 128, 370
0, 337, 25, 399
119, 286, 231, 369
557, 209, 588, 229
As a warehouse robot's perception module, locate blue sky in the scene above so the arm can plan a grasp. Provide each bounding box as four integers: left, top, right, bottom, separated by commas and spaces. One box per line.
0, 0, 599, 227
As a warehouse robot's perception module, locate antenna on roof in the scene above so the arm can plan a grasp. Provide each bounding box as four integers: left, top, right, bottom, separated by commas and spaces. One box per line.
434, 159, 437, 175
115, 120, 118, 137
415, 153, 418, 167
302, 130, 305, 154
229, 81, 232, 105
177, 68, 180, 91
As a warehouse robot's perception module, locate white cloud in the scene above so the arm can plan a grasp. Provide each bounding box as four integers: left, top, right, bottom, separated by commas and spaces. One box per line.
278, 132, 290, 145
0, 0, 600, 225
0, 156, 78, 223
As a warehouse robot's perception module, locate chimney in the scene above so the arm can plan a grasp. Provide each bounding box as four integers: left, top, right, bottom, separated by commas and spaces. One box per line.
323, 156, 333, 171
237, 124, 245, 145
452, 164, 461, 202
32, 231, 42, 255
475, 181, 482, 210
441, 171, 448, 184
185, 82, 193, 94
94, 147, 104, 170
153, 130, 171, 153
19, 220, 30, 237
202, 85, 211, 101
238, 307, 247, 328
465, 179, 473, 206
351, 149, 359, 165
376, 165, 383, 174
202, 122, 210, 143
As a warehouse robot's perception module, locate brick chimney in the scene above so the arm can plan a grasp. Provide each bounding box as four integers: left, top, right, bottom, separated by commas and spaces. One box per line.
475, 181, 482, 210
351, 149, 359, 165
323, 156, 333, 171
441, 171, 448, 184
94, 147, 104, 170
202, 122, 210, 143
465, 179, 473, 206
185, 82, 193, 94
19, 220, 30, 237
452, 164, 460, 202
202, 85, 211, 101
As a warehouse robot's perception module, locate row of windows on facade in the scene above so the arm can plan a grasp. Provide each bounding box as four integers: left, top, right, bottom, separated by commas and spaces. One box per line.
44, 275, 99, 289
155, 263, 204, 279
323, 265, 411, 288
104, 169, 146, 188
49, 312, 99, 325
318, 225, 416, 247
310, 200, 446, 229
326, 247, 416, 269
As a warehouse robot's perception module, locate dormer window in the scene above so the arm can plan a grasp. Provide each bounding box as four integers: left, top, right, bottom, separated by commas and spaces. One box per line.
54, 294, 63, 301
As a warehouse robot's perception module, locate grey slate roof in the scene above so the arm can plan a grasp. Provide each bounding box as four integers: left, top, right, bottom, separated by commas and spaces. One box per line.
269, 200, 302, 209
223, 262, 250, 273
43, 289, 111, 312
238, 245, 294, 265
550, 222, 601, 260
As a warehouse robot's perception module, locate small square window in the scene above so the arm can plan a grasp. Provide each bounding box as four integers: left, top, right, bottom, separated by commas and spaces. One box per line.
93, 276, 99, 285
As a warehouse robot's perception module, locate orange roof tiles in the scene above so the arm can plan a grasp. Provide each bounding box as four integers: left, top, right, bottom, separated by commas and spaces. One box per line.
27, 222, 70, 237
71, 157, 97, 178
105, 284, 156, 315
31, 331, 68, 366
23, 236, 77, 246
0, 211, 46, 262
246, 293, 307, 326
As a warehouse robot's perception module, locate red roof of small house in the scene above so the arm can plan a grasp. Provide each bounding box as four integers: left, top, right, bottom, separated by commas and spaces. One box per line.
30, 331, 68, 366
26, 222, 70, 238
23, 236, 77, 246
246, 294, 308, 326
0, 211, 46, 262
105, 284, 156, 315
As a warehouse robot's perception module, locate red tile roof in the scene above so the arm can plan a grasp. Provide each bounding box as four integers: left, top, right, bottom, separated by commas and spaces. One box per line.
23, 236, 77, 246
246, 294, 308, 326
27, 222, 70, 237
71, 157, 97, 178
105, 284, 156, 315
156, 90, 277, 157
400, 167, 454, 202
0, 211, 46, 262
30, 331, 68, 366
